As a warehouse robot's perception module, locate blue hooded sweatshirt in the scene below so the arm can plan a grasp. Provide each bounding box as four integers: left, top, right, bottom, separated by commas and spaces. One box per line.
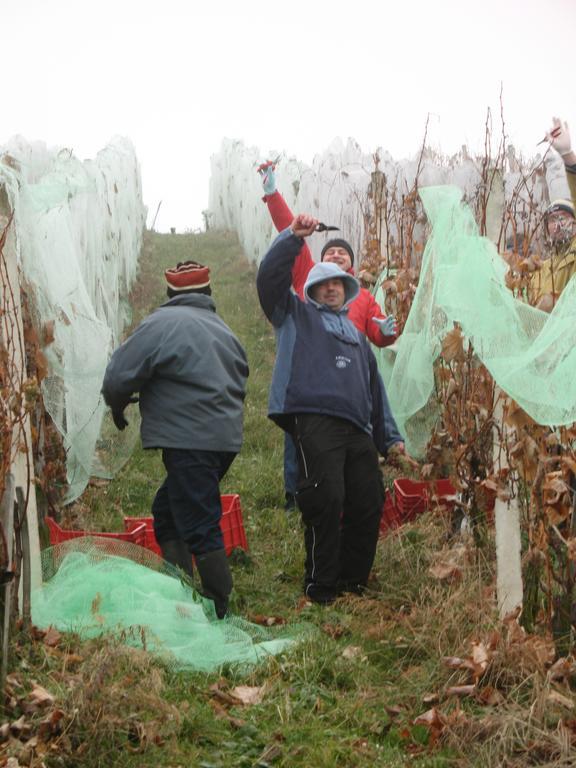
257, 227, 403, 455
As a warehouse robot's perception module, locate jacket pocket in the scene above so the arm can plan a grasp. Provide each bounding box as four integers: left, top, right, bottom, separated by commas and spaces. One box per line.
295, 476, 325, 525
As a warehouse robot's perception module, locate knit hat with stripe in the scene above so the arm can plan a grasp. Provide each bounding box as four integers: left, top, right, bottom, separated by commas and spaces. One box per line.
165, 261, 211, 291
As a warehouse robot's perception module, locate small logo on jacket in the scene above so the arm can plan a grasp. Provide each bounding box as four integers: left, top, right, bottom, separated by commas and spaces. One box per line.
335, 355, 351, 369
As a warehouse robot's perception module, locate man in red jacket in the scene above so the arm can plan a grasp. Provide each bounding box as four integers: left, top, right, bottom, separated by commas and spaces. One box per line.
259, 163, 397, 346
258, 162, 398, 510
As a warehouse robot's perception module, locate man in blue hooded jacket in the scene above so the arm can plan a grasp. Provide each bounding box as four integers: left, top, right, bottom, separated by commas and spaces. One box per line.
257, 214, 405, 604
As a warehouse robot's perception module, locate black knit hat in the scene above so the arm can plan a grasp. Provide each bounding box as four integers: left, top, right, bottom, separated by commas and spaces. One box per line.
320, 239, 354, 266
544, 199, 575, 219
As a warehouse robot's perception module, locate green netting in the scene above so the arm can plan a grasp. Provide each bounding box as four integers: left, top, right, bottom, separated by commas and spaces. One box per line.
375, 185, 576, 457
32, 538, 310, 672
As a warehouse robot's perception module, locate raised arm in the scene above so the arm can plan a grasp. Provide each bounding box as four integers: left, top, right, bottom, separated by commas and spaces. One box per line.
259, 162, 295, 231
267, 193, 296, 232
258, 163, 315, 298
546, 117, 576, 205
257, 214, 319, 325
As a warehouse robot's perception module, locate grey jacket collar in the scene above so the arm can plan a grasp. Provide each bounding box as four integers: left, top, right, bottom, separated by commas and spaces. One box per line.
162, 293, 216, 312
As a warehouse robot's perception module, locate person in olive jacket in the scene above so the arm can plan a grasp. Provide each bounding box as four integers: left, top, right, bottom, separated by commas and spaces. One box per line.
530, 117, 576, 310
102, 261, 248, 619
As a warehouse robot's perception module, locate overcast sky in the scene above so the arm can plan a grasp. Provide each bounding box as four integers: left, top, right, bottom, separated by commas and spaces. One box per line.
3, 0, 574, 231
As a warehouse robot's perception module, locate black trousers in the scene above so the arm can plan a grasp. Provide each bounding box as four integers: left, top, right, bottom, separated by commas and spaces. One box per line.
292, 414, 384, 595
151, 448, 236, 555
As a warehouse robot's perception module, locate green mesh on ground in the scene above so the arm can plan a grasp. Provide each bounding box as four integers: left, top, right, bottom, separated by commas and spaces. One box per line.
375, 185, 576, 457
32, 538, 308, 672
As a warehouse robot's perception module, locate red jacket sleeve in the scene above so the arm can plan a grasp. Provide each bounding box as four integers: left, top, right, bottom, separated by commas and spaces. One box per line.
349, 289, 397, 348
264, 191, 314, 299
264, 191, 294, 232
292, 243, 315, 298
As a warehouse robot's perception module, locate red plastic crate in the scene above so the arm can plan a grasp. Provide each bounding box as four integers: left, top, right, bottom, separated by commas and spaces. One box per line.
123, 493, 248, 557
219, 494, 249, 555
46, 516, 148, 547
121, 517, 161, 555
379, 493, 403, 535
393, 478, 457, 520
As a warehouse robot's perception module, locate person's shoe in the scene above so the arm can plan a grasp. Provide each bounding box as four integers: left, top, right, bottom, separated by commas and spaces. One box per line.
305, 582, 338, 605
337, 580, 366, 596
284, 492, 296, 513
160, 539, 194, 578
195, 548, 233, 619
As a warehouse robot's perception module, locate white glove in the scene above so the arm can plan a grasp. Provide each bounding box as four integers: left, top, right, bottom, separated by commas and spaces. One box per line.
546, 117, 572, 157
372, 316, 397, 336
257, 162, 277, 195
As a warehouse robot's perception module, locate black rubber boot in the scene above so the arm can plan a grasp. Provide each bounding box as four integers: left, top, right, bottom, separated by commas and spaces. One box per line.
160, 539, 194, 578
337, 580, 366, 597
305, 582, 338, 605
195, 548, 233, 619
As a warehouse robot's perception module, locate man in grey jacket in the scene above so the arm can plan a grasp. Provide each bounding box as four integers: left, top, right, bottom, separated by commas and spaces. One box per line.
102, 261, 249, 618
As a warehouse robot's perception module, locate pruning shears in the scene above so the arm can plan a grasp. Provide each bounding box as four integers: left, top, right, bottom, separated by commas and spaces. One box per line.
537, 125, 562, 146
256, 158, 339, 232
257, 157, 281, 173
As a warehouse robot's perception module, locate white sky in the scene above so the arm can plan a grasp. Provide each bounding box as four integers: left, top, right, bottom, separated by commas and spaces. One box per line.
3, 0, 575, 231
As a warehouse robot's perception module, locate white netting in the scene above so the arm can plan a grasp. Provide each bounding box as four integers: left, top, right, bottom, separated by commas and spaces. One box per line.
0, 136, 145, 501
208, 137, 570, 266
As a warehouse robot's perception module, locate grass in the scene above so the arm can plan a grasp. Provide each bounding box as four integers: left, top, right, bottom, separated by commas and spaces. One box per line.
3, 229, 576, 768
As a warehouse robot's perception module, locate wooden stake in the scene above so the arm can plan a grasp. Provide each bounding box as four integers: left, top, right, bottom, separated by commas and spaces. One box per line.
0, 474, 15, 695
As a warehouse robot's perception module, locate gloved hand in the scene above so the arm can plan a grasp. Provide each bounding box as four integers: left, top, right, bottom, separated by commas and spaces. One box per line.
546, 117, 572, 157
111, 396, 138, 431
112, 408, 128, 431
372, 315, 397, 337
387, 442, 419, 470
258, 163, 277, 195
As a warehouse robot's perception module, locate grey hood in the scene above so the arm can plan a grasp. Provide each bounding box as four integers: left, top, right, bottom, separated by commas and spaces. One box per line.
303, 262, 360, 309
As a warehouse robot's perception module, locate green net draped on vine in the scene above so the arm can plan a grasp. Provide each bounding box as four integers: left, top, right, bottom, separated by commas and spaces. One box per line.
375, 185, 576, 457
32, 538, 307, 672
